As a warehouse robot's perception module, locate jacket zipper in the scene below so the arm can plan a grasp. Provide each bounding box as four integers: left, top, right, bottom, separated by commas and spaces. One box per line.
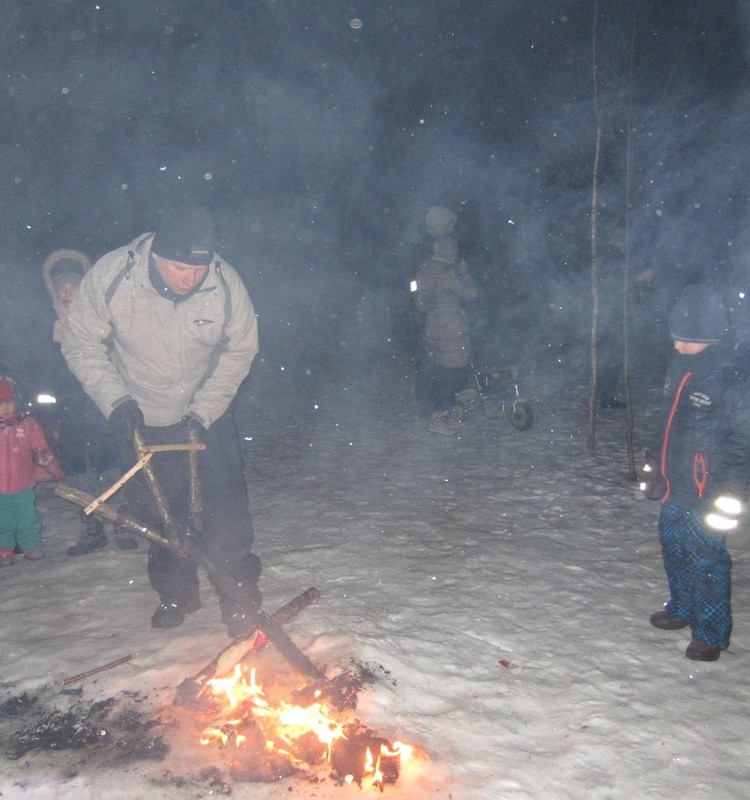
660, 371, 692, 503
693, 452, 707, 499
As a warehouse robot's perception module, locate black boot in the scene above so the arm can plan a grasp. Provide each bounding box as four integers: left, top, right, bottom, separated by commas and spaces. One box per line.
151, 596, 202, 629
67, 515, 108, 557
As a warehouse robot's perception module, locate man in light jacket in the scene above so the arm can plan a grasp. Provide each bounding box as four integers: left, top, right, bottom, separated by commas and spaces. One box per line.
62, 204, 261, 636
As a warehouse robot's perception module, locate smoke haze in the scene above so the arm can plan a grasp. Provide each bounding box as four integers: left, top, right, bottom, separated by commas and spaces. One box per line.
1, 0, 747, 394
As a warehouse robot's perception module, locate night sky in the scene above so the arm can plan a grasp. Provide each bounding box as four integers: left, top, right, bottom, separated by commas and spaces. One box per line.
1, 0, 748, 390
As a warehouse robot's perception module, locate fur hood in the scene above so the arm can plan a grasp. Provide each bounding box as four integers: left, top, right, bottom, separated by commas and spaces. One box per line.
42, 249, 92, 308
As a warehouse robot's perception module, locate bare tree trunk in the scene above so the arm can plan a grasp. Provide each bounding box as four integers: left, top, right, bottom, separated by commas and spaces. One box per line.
588, 0, 697, 472
587, 0, 602, 453
623, 196, 637, 481
623, 5, 638, 482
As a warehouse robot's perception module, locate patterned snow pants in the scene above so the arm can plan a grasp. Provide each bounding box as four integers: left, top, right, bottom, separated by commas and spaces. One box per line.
658, 503, 732, 649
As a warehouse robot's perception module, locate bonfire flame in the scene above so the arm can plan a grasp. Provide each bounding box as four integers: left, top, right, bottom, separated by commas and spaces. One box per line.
199, 663, 414, 788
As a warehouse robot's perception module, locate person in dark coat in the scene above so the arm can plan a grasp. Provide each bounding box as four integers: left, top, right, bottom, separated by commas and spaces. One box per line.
641, 285, 750, 661
43, 249, 138, 555
413, 236, 478, 435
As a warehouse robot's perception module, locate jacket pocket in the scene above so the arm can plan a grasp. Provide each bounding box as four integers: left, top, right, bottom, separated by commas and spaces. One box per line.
187, 317, 222, 347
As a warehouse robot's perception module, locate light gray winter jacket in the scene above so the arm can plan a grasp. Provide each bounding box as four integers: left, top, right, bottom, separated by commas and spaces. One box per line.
61, 233, 259, 428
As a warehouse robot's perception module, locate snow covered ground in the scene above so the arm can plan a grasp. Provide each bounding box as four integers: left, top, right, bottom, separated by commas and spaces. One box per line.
2, 354, 750, 799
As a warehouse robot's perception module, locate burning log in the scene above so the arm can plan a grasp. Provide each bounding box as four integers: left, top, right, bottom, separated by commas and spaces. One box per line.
174, 587, 320, 706
53, 483, 326, 683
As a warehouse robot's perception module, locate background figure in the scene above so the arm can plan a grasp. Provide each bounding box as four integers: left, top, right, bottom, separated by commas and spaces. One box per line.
414, 233, 478, 435
425, 204, 457, 239
594, 235, 627, 410
43, 249, 137, 555
61, 205, 261, 637
596, 325, 625, 409
0, 378, 57, 565
597, 264, 677, 408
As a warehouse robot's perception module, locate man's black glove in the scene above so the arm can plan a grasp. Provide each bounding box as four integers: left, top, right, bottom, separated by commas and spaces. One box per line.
182, 413, 207, 438
640, 452, 665, 500
109, 399, 145, 446
705, 484, 744, 533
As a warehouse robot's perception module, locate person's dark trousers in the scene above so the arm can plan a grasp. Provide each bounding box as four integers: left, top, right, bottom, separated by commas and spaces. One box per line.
416, 360, 469, 417
658, 503, 732, 649
415, 356, 436, 418
435, 365, 469, 411
117, 413, 259, 608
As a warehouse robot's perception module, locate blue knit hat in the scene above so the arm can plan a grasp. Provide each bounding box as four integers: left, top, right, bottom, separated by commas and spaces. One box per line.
669, 284, 729, 344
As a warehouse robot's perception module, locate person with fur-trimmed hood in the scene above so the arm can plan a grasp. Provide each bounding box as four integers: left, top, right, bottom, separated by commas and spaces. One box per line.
43, 249, 138, 556
44, 250, 91, 344
61, 204, 261, 637
641, 284, 750, 662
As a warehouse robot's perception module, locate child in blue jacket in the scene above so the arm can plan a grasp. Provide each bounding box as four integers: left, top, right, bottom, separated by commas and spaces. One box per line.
642, 285, 750, 661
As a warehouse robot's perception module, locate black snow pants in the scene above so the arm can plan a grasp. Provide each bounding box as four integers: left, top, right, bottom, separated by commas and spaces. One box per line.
117, 413, 260, 610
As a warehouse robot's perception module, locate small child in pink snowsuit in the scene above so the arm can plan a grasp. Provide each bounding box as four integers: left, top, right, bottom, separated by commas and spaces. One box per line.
0, 378, 57, 565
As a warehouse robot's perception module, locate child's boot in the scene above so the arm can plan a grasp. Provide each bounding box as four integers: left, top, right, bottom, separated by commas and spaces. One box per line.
0, 549, 15, 566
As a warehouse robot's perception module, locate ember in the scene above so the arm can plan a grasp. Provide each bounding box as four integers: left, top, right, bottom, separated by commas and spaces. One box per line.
199, 663, 414, 789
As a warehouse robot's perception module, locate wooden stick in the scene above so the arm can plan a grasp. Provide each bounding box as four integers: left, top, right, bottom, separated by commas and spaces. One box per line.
174, 587, 320, 705
132, 429, 181, 539
84, 452, 153, 515
138, 443, 206, 453
57, 465, 326, 683
55, 484, 183, 554
62, 654, 135, 686
188, 428, 203, 528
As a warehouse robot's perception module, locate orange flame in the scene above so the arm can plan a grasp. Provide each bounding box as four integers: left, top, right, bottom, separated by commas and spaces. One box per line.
199, 662, 414, 787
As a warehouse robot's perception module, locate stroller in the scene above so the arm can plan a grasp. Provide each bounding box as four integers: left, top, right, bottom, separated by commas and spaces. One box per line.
453, 363, 534, 430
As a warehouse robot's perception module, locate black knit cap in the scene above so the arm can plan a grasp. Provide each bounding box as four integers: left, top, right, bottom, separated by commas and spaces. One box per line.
151, 204, 215, 266
669, 284, 729, 344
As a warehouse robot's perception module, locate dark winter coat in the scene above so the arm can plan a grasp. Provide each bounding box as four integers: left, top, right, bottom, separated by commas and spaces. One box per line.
46, 348, 116, 474
652, 344, 750, 512
414, 256, 477, 369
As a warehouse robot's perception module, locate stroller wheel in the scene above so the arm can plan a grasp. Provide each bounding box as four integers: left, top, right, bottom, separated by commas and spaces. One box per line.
482, 398, 501, 419
509, 400, 534, 431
